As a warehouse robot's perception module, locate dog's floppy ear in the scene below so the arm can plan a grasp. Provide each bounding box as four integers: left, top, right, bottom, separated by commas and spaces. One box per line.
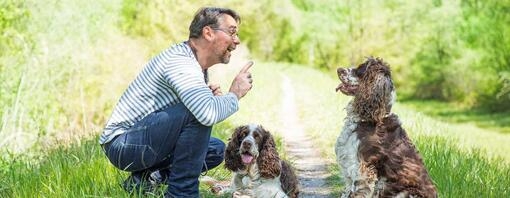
355, 57, 394, 123
257, 127, 281, 178
224, 126, 245, 172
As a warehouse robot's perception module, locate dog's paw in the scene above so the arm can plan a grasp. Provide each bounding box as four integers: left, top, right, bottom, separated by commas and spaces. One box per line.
211, 183, 230, 195
199, 176, 231, 195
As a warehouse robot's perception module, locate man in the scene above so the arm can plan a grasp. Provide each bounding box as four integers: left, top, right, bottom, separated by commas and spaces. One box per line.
100, 7, 252, 197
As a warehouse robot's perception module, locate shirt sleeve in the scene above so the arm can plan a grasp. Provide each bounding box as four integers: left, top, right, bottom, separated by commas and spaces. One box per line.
162, 59, 239, 126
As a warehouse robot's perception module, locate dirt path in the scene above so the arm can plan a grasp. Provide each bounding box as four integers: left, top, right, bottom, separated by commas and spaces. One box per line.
280, 75, 333, 197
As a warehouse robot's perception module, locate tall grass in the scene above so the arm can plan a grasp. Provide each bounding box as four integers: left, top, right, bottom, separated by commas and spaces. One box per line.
416, 135, 510, 197
0, 138, 121, 197
0, 125, 244, 197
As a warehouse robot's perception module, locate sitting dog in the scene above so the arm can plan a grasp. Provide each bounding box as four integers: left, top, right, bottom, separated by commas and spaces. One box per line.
335, 57, 437, 197
221, 124, 299, 198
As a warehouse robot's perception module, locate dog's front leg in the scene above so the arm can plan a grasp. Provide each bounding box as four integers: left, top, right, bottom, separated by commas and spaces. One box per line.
351, 162, 378, 197
232, 173, 248, 192
210, 173, 247, 196
231, 172, 258, 197
340, 176, 354, 198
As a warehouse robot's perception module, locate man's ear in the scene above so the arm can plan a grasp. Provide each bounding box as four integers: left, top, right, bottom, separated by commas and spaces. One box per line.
202, 26, 215, 41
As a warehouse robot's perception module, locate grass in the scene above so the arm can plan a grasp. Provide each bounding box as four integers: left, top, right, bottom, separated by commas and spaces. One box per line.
0, 132, 231, 197
402, 100, 510, 134
416, 135, 510, 197
0, 138, 122, 197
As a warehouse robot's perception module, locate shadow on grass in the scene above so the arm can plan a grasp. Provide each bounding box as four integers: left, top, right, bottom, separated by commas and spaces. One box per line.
401, 100, 510, 134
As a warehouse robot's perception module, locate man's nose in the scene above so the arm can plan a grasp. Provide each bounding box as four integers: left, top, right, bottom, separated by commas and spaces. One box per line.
233, 36, 240, 45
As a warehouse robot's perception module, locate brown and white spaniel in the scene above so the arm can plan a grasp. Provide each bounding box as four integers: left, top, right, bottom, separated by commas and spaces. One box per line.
335, 57, 437, 197
222, 124, 299, 198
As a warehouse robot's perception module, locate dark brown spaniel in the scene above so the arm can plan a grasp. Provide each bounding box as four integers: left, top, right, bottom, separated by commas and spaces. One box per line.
335, 57, 437, 198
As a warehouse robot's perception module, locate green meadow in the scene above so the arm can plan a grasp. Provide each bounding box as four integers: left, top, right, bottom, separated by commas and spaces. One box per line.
1, 0, 509, 197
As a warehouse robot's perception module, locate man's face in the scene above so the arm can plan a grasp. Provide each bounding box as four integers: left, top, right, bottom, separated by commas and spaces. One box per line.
212, 14, 240, 64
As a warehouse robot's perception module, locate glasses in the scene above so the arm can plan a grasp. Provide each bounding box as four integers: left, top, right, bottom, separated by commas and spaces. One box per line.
212, 28, 239, 40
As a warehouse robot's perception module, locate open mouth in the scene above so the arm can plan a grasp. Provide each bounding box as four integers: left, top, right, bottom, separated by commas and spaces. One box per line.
336, 83, 358, 95
241, 152, 254, 164
336, 67, 359, 95
336, 75, 358, 95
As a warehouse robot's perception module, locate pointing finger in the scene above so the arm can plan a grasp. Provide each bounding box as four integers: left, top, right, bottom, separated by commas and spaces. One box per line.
239, 61, 254, 74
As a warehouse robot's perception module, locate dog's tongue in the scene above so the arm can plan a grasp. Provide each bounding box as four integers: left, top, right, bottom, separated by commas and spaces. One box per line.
241, 154, 253, 164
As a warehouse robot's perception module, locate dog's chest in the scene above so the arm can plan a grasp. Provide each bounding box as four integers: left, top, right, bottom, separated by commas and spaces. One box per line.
335, 103, 362, 181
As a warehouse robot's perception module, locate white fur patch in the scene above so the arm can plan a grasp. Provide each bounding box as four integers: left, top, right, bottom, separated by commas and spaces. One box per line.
335, 101, 362, 196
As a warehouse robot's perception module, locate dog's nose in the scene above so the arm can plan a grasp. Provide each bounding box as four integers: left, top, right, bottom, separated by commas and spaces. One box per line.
337, 68, 346, 75
242, 141, 252, 149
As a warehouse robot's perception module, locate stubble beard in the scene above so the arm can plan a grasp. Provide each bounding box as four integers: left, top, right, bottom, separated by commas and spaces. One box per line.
220, 50, 231, 64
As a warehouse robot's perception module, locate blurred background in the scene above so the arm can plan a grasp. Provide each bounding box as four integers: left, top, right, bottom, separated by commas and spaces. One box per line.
1, 0, 509, 154
0, 0, 509, 197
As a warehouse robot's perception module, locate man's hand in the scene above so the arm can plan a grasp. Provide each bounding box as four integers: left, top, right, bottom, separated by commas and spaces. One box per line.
229, 61, 253, 99
209, 84, 223, 96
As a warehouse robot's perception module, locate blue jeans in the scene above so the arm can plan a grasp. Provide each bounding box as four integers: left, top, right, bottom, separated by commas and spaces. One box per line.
103, 103, 225, 197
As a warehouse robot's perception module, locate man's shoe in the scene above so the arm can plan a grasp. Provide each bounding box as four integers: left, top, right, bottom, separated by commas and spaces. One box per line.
122, 170, 166, 194
149, 169, 168, 185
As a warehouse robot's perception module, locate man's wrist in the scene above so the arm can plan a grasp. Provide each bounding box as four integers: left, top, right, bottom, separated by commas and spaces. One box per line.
228, 92, 241, 99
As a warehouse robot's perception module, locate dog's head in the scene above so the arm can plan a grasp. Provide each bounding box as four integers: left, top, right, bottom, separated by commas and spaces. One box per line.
224, 124, 282, 178
336, 57, 395, 123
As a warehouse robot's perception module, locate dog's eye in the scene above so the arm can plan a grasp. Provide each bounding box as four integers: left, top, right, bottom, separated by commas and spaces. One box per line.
355, 66, 367, 77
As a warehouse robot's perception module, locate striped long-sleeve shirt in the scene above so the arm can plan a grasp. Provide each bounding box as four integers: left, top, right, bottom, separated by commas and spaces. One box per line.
99, 41, 239, 144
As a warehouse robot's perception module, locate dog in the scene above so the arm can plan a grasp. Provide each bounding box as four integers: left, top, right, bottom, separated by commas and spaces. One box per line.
220, 124, 299, 198
334, 57, 437, 197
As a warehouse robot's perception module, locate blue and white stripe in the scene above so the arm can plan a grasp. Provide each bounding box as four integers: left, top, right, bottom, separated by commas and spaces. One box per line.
99, 41, 239, 144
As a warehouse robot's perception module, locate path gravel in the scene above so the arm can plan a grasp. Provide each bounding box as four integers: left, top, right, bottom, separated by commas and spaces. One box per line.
280, 75, 334, 198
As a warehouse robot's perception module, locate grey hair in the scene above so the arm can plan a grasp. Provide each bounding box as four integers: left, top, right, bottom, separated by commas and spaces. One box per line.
188, 7, 241, 39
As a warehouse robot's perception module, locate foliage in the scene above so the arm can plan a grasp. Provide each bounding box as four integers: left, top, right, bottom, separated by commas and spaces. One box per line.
0, 0, 136, 154
499, 72, 510, 99
405, 0, 510, 110
0, 0, 30, 56
115, 0, 510, 109
0, 0, 31, 134
119, 0, 195, 51
251, 0, 510, 110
